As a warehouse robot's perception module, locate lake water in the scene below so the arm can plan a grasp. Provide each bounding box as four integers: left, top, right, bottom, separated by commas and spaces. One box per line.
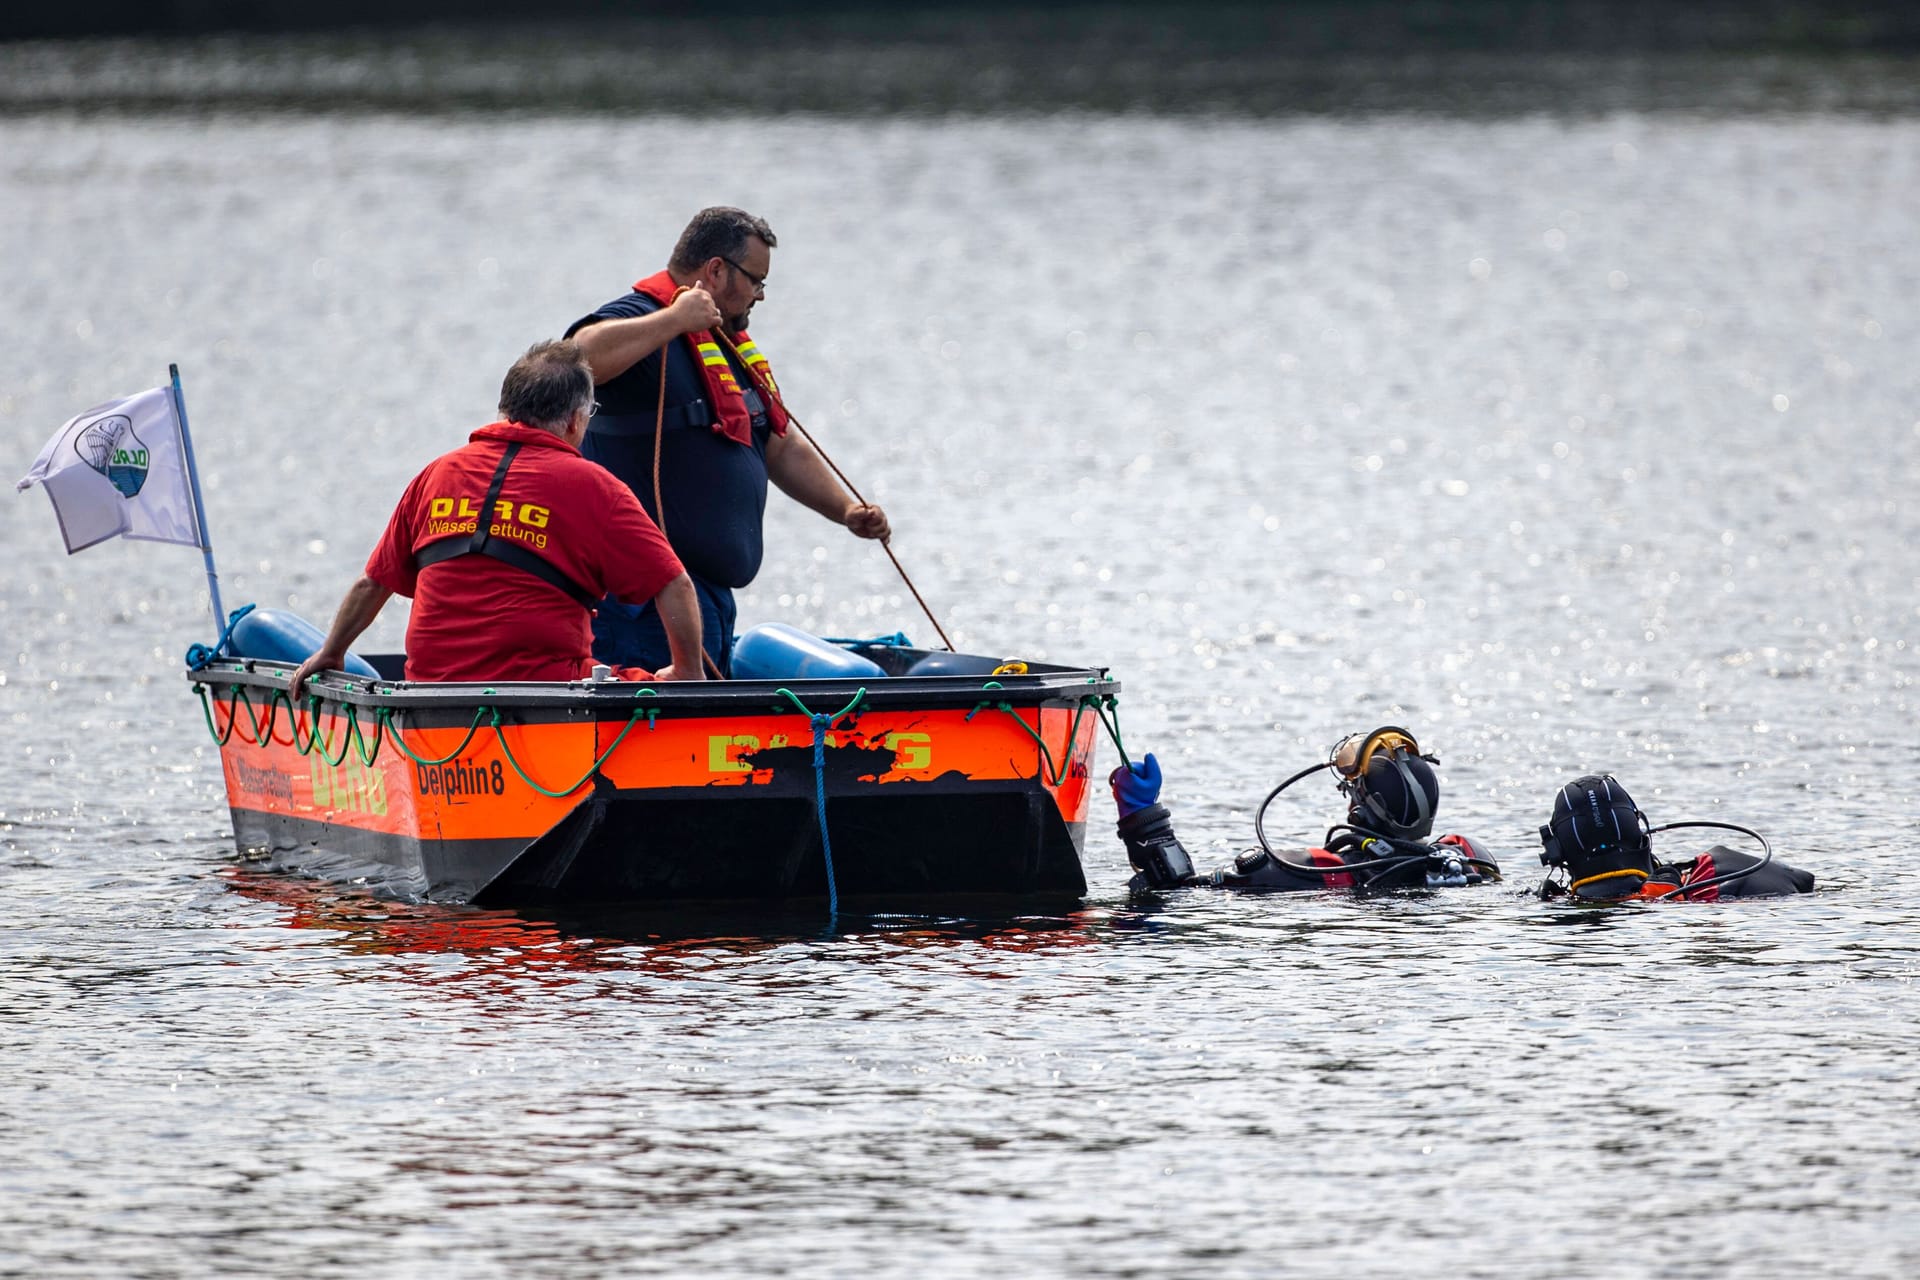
3, 34, 1919, 1278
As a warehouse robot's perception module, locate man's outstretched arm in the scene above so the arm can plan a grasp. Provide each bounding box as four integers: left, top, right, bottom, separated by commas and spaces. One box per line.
765, 429, 890, 540
289, 576, 392, 697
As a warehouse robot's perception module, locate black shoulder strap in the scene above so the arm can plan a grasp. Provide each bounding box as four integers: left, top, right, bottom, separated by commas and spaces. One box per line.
471, 441, 521, 556
413, 441, 600, 609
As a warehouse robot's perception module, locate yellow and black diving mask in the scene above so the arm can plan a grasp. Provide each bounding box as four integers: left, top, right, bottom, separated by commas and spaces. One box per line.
1329, 726, 1439, 840
1330, 726, 1424, 781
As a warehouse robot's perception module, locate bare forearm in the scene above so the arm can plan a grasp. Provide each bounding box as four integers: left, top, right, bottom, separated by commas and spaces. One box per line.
290, 575, 391, 695
320, 577, 391, 659
653, 573, 707, 680
574, 311, 690, 385
766, 431, 891, 540
767, 431, 855, 521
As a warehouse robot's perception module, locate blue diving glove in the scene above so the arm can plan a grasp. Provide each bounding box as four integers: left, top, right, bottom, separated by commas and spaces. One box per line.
1110, 752, 1163, 818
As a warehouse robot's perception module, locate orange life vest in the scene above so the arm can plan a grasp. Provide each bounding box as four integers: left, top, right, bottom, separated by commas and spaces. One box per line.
632, 270, 790, 446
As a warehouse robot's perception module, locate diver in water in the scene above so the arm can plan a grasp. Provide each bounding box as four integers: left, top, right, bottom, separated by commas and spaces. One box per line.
1536, 773, 1814, 901
1114, 726, 1501, 893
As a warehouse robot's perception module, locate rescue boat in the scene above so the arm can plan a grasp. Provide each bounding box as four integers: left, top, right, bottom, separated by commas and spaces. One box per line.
187, 634, 1118, 909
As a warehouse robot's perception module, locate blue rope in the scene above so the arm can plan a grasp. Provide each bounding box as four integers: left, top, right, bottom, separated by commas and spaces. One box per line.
184, 602, 256, 671
820, 630, 912, 648
809, 712, 840, 918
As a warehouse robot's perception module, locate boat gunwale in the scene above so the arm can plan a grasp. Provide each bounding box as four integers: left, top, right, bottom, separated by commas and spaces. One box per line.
186, 656, 1121, 716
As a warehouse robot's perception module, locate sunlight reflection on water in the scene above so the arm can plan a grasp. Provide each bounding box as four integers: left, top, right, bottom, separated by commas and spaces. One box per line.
3, 57, 1920, 1278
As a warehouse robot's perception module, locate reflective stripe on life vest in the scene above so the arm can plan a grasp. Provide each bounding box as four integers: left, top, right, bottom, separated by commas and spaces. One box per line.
694, 340, 742, 394
734, 337, 779, 396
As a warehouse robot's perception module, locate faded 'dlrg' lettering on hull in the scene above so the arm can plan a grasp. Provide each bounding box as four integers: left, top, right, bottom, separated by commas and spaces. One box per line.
707, 731, 933, 774
310, 756, 388, 816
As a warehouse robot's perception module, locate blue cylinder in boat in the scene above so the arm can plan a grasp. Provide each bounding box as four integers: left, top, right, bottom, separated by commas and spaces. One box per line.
903, 652, 1009, 677
227, 607, 380, 679
731, 623, 887, 681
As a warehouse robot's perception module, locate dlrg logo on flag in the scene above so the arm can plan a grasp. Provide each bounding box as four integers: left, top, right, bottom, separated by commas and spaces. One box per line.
17, 385, 206, 554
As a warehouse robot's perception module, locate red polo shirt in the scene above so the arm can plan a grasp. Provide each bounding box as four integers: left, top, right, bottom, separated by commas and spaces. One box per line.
366, 421, 683, 683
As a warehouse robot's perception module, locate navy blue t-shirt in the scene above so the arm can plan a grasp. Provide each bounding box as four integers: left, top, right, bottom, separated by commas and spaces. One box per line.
566, 293, 773, 589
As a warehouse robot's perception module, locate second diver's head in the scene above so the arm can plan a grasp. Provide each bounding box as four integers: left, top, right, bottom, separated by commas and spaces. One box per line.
1539, 774, 1654, 899
1331, 726, 1440, 841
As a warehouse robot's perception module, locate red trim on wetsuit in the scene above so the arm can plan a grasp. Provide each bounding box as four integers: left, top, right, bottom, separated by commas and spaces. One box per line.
1306, 848, 1355, 889
1633, 853, 1723, 901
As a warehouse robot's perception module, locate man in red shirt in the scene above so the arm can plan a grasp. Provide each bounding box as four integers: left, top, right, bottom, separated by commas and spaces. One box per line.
291, 340, 703, 689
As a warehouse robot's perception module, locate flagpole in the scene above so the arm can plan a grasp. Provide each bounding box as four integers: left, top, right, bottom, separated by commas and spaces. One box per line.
168, 363, 226, 638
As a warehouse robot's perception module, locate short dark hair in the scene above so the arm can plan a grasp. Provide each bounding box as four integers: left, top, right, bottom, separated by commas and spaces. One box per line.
668, 206, 776, 274
498, 340, 593, 432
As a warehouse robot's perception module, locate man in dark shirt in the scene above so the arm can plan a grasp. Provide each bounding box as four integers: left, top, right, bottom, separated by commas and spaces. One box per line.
566, 206, 889, 676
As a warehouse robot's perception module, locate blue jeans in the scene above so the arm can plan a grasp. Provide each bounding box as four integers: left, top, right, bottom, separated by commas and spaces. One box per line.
591, 574, 736, 677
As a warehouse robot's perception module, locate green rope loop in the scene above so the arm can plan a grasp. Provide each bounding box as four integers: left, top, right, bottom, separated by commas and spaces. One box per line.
194, 683, 240, 745
192, 684, 670, 789
297, 698, 380, 767
1091, 693, 1132, 771
194, 684, 297, 749
966, 690, 1123, 787
294, 695, 334, 757
488, 705, 652, 798
992, 699, 1079, 787
772, 686, 867, 724
233, 685, 276, 746
346, 704, 384, 767
376, 705, 491, 767
964, 680, 1005, 722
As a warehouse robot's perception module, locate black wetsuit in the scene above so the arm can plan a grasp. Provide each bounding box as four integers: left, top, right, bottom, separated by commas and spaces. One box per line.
1558, 845, 1815, 901
1118, 804, 1500, 894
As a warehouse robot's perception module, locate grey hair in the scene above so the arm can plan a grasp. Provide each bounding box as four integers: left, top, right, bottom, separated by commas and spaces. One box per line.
497, 340, 593, 432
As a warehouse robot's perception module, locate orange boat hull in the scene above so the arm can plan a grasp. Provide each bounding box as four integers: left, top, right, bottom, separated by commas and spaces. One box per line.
189, 652, 1117, 906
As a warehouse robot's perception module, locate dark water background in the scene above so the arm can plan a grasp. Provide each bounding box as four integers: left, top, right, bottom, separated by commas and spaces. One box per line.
3, 23, 1920, 1278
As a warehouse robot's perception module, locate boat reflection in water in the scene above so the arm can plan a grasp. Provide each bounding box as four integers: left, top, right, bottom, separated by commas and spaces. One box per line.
221, 866, 1111, 989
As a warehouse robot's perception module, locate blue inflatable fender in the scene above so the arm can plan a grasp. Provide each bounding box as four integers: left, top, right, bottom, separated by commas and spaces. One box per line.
731, 623, 887, 681
227, 607, 379, 678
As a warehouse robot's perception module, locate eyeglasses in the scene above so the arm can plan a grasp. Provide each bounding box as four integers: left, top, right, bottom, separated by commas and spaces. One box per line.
721, 256, 768, 294
589, 400, 602, 415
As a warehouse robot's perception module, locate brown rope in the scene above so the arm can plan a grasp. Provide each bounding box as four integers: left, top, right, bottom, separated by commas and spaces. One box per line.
652, 293, 676, 539
658, 363, 722, 684
714, 329, 956, 651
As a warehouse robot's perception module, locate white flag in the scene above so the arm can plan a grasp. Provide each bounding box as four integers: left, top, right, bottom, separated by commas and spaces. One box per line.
16, 386, 205, 554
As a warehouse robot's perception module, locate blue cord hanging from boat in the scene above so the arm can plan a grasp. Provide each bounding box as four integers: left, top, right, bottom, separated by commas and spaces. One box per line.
809, 712, 840, 918
773, 685, 868, 920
